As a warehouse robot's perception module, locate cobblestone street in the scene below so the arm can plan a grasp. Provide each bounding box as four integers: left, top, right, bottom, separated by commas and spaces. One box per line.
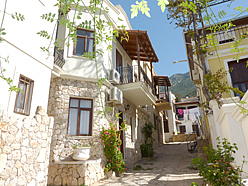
93, 143, 203, 186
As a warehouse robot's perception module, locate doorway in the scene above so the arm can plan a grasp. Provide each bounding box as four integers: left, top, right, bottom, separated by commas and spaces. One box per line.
119, 111, 124, 157
116, 50, 123, 84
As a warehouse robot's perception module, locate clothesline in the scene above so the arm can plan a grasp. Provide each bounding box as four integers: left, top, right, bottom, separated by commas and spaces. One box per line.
177, 108, 200, 122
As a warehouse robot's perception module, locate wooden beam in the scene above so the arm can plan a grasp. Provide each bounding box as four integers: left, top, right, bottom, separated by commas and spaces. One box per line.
136, 34, 141, 81
150, 62, 154, 93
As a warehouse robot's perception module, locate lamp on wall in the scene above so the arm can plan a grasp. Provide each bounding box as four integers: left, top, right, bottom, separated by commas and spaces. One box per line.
125, 104, 130, 111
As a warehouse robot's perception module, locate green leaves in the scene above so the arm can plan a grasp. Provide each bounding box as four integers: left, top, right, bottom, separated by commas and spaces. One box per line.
131, 0, 151, 19
11, 12, 25, 21
41, 12, 56, 23
0, 28, 6, 35
192, 138, 243, 186
101, 120, 127, 173
157, 0, 169, 13
0, 56, 22, 93
179, 1, 197, 14
37, 30, 51, 39
0, 28, 6, 42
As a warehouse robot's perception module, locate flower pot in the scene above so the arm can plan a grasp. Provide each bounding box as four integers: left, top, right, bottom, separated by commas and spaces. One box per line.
72, 147, 91, 160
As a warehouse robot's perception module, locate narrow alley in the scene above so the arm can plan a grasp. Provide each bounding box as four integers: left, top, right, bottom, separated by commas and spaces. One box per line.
93, 143, 203, 186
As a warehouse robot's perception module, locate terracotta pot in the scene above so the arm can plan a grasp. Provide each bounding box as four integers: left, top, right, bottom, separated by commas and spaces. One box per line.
72, 147, 91, 160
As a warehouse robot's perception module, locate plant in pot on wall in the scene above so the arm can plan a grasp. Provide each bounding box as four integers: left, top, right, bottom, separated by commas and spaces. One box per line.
72, 134, 99, 161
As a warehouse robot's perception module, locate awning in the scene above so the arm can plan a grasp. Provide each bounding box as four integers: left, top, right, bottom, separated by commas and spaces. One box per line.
153, 75, 171, 86
117, 30, 159, 63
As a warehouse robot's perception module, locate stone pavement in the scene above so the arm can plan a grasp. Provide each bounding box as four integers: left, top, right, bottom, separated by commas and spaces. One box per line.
92, 142, 203, 186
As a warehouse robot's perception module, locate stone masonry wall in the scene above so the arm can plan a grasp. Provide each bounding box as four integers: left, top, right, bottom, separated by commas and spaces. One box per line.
48, 159, 104, 186
115, 100, 147, 167
47, 78, 111, 185
0, 108, 54, 186
47, 78, 153, 184
47, 78, 109, 162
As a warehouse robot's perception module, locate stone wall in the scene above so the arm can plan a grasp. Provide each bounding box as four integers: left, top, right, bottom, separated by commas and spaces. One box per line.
48, 159, 104, 186
118, 100, 148, 166
47, 78, 109, 185
47, 77, 155, 184
146, 105, 163, 149
0, 108, 54, 186
172, 133, 197, 142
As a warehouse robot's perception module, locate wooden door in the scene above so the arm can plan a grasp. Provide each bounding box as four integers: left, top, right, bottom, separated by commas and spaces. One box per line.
179, 125, 186, 134
116, 50, 123, 84
192, 124, 200, 137
228, 58, 248, 96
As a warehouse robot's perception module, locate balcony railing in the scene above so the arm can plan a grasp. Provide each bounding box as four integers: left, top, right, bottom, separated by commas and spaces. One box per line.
54, 47, 65, 68
156, 91, 169, 102
201, 24, 248, 45
117, 65, 155, 94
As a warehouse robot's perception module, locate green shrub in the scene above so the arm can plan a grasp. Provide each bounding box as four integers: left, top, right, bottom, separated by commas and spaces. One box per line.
140, 143, 153, 157
192, 137, 244, 186
101, 121, 127, 173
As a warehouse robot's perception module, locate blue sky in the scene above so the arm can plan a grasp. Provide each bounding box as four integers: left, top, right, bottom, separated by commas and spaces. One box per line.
110, 0, 248, 77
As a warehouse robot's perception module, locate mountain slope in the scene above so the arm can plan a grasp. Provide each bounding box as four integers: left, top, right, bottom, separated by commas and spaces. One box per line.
168, 72, 197, 98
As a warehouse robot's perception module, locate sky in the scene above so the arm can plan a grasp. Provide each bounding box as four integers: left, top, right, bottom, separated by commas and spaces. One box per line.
109, 0, 248, 77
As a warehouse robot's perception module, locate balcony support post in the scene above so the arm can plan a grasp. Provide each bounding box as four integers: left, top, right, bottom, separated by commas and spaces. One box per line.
136, 34, 141, 81
150, 62, 154, 93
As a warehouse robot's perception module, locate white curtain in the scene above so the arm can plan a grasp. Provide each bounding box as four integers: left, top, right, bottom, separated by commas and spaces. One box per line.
80, 100, 91, 108
70, 99, 79, 107
68, 108, 78, 135
80, 110, 90, 135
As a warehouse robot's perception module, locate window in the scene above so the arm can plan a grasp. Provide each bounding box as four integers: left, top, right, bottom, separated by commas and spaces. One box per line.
137, 119, 141, 140
179, 125, 186, 133
14, 75, 34, 115
73, 29, 94, 56
68, 98, 93, 136
192, 124, 200, 137
130, 117, 136, 142
228, 58, 248, 97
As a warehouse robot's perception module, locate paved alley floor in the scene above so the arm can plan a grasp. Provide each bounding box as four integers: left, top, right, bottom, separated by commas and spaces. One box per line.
93, 142, 203, 186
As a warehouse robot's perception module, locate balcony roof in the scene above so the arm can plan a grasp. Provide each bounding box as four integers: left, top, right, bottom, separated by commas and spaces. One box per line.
175, 100, 199, 106
117, 30, 159, 63
153, 75, 171, 86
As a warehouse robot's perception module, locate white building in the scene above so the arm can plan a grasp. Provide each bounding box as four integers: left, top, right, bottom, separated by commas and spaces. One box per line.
0, 0, 175, 185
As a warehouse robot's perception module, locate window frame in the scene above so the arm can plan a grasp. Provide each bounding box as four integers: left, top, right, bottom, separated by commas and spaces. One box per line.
67, 97, 93, 136
14, 74, 34, 116
73, 28, 95, 57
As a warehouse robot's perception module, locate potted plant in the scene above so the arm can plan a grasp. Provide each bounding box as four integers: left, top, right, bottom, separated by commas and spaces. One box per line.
72, 135, 99, 161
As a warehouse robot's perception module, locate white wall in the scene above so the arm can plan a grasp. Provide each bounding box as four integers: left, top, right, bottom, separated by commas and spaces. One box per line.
210, 95, 248, 177
164, 92, 177, 142
60, 0, 132, 80
0, 0, 57, 116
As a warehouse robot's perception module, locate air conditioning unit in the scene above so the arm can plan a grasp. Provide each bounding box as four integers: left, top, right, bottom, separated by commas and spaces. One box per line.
110, 87, 123, 104
108, 69, 120, 85
192, 69, 200, 81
